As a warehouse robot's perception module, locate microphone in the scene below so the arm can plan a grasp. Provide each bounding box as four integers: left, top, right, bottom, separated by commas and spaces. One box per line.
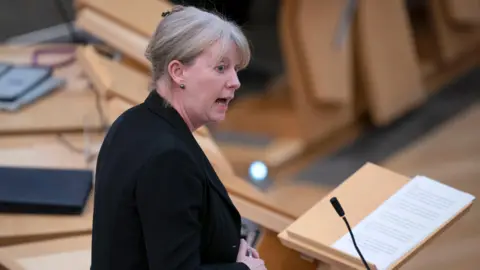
330, 197, 345, 217
330, 197, 371, 270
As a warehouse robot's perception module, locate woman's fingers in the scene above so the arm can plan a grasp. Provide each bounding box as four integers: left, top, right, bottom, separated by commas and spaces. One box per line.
250, 247, 260, 258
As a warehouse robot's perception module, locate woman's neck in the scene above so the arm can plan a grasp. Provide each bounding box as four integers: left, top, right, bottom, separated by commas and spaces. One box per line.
155, 88, 198, 132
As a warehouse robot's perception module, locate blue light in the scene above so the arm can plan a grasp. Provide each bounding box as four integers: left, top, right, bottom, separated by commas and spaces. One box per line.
249, 161, 268, 181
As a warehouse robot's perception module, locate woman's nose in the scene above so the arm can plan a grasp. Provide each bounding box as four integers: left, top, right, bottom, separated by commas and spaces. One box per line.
228, 73, 241, 90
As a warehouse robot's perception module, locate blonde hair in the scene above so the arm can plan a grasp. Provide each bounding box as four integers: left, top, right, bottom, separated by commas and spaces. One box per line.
145, 5, 251, 89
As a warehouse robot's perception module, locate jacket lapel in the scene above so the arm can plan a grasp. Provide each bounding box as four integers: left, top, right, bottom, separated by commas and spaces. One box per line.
143, 91, 238, 212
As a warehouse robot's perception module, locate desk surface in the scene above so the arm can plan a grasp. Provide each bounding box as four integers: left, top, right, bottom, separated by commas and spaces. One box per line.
0, 235, 91, 270
0, 133, 98, 247
0, 45, 102, 246
0, 45, 104, 134
0, 45, 89, 92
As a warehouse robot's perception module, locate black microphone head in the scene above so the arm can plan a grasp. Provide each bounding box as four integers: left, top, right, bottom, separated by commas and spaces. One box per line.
330, 197, 345, 217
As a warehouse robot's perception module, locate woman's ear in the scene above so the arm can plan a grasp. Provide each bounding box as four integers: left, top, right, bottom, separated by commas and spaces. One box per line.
167, 60, 185, 87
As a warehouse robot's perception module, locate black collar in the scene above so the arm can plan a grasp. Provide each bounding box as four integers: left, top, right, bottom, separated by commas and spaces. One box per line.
144, 90, 193, 138
144, 90, 204, 173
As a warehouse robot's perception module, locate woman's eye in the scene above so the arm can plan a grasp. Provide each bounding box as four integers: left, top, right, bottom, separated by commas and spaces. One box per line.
216, 65, 226, 72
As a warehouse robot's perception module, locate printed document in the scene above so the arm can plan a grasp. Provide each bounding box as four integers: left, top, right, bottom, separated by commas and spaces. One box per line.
332, 175, 475, 270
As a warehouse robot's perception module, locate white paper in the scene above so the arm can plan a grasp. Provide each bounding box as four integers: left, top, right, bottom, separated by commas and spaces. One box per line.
18, 250, 91, 270
332, 175, 475, 270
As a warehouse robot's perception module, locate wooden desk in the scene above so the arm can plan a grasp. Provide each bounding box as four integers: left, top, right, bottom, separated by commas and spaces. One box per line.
0, 45, 89, 92
0, 133, 102, 170
0, 134, 98, 247
0, 90, 106, 134
0, 45, 106, 134
0, 236, 91, 270
0, 44, 105, 247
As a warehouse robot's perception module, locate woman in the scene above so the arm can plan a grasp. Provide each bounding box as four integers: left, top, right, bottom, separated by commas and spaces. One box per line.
90, 5, 267, 270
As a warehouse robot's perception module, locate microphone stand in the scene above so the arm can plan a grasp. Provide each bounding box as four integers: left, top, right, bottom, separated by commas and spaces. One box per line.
342, 216, 370, 270
330, 197, 371, 270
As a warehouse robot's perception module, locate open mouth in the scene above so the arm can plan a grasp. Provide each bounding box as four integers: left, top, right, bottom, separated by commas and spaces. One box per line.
215, 98, 229, 105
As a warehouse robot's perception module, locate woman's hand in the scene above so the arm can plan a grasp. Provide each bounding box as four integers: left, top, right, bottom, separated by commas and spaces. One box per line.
236, 239, 267, 269
248, 246, 260, 259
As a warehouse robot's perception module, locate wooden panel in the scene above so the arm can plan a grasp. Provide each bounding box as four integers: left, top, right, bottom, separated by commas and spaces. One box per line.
76, 9, 150, 67
76, 0, 171, 37
429, 0, 480, 62
0, 141, 88, 171
98, 56, 150, 104
0, 236, 91, 270
0, 91, 105, 134
76, 45, 112, 96
357, 0, 426, 125
107, 97, 133, 124
0, 196, 93, 247
445, 0, 480, 25
218, 138, 305, 168
77, 46, 150, 105
279, 0, 356, 142
214, 93, 303, 138
297, 0, 353, 104
194, 132, 235, 176
0, 132, 104, 149
256, 229, 317, 270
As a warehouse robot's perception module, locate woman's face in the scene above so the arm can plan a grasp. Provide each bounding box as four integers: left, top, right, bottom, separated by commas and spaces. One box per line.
171, 40, 242, 128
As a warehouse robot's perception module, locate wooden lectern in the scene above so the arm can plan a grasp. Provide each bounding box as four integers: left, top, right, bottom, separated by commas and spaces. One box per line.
277, 163, 473, 270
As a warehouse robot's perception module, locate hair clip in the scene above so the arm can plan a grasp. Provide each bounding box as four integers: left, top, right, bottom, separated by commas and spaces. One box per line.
161, 11, 171, 17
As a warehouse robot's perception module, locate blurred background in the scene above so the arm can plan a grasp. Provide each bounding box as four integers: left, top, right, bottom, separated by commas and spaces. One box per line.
0, 0, 479, 269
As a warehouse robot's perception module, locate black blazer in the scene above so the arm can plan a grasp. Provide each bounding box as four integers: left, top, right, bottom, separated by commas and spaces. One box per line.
91, 90, 248, 270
